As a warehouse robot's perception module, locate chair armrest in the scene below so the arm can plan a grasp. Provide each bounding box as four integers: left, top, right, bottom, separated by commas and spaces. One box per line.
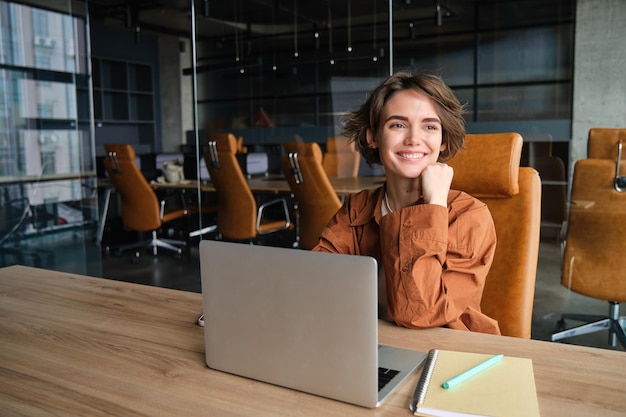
159, 191, 188, 220
256, 198, 292, 232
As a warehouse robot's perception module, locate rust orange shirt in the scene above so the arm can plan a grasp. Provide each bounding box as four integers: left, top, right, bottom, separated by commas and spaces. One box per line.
313, 186, 500, 335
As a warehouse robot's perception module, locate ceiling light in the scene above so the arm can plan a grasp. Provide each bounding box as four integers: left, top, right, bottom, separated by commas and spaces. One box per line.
435, 0, 442, 27
347, 0, 352, 53
203, 0, 209, 18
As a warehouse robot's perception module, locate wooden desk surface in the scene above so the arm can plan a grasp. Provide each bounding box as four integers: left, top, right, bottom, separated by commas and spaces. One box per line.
1, 265, 625, 417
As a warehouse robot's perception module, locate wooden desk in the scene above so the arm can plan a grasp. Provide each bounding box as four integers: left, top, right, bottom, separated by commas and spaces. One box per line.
1, 265, 625, 417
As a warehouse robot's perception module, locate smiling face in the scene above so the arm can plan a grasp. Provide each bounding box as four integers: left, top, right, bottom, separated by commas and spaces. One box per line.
366, 89, 446, 181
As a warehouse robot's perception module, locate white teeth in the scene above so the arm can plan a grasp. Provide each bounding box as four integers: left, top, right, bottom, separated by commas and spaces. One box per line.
399, 152, 424, 159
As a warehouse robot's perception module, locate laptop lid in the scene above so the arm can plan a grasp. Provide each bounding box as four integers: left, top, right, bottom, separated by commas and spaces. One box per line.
199, 240, 425, 408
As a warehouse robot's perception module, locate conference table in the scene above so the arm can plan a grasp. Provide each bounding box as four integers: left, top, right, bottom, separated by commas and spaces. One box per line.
151, 174, 386, 195
152, 175, 386, 239
1, 265, 625, 417
97, 175, 385, 242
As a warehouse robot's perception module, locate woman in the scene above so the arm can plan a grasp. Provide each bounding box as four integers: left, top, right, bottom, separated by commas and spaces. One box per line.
313, 71, 500, 335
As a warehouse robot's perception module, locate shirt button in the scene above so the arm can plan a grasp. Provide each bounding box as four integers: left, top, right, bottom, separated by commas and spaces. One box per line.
403, 221, 411, 227
402, 265, 410, 272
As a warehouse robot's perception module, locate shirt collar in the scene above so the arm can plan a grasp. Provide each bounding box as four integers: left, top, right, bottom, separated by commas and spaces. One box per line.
349, 184, 386, 227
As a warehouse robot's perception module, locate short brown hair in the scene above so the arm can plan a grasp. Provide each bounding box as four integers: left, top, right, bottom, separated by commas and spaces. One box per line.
342, 70, 466, 166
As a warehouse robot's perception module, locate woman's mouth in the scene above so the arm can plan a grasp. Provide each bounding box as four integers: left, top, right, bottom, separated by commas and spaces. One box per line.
398, 152, 425, 160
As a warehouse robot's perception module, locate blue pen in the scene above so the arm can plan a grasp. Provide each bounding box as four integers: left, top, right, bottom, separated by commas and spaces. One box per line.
442, 354, 504, 389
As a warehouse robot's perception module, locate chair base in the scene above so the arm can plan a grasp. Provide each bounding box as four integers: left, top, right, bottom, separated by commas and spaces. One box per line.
116, 230, 186, 258
189, 224, 217, 238
551, 313, 626, 350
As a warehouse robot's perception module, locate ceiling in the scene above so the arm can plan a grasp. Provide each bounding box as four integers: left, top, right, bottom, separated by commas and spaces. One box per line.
19, 0, 574, 41
19, 0, 574, 66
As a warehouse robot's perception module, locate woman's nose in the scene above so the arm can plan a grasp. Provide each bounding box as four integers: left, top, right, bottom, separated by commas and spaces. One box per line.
404, 129, 422, 145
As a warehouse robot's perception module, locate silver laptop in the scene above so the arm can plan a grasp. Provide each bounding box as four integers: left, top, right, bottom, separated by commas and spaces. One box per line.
199, 240, 426, 408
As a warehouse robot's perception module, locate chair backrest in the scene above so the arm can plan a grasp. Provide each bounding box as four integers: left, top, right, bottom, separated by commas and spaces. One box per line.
448, 132, 542, 338
284, 140, 324, 163
203, 132, 258, 240
587, 128, 626, 159
562, 129, 626, 302
103, 144, 161, 232
282, 142, 342, 250
322, 136, 361, 178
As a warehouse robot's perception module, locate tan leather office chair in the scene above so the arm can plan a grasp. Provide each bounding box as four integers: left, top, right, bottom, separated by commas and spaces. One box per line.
103, 144, 188, 259
448, 132, 542, 338
587, 127, 626, 159
551, 128, 626, 349
322, 136, 361, 178
281, 142, 342, 250
203, 132, 292, 243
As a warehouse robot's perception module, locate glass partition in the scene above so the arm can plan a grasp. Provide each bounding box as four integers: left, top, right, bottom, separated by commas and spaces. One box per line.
0, 0, 575, 267
190, 1, 574, 141
188, 0, 574, 236
0, 0, 98, 275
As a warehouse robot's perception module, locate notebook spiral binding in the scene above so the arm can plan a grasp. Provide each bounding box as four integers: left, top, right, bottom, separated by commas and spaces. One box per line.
409, 349, 439, 412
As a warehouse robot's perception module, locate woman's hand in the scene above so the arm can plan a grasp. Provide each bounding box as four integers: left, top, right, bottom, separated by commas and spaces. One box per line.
421, 163, 453, 207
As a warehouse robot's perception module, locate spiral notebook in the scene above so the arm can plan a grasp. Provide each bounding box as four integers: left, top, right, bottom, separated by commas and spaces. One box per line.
409, 349, 540, 417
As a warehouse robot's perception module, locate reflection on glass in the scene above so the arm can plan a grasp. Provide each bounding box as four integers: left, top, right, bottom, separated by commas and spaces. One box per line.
0, 1, 86, 74
476, 84, 571, 121
19, 129, 81, 176
478, 26, 572, 85
18, 79, 77, 120
0, 0, 94, 274
394, 34, 475, 86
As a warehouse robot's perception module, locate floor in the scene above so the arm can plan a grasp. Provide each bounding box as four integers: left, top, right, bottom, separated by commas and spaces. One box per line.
531, 235, 623, 350
6, 226, 624, 352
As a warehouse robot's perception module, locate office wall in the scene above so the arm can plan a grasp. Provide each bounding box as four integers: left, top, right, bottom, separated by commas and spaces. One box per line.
179, 40, 194, 147
572, 0, 626, 165
158, 36, 185, 153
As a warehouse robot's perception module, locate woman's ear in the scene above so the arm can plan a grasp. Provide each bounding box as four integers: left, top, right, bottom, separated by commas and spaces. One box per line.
437, 142, 448, 162
366, 129, 377, 148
